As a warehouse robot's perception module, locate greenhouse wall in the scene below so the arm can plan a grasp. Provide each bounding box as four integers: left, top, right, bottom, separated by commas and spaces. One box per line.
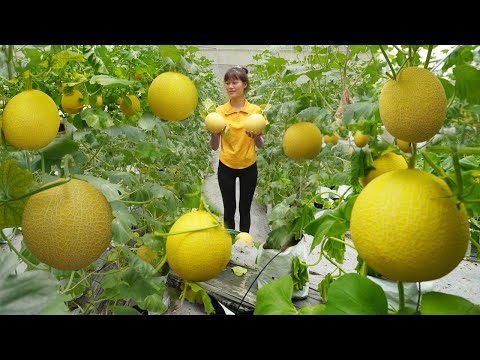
195, 45, 313, 78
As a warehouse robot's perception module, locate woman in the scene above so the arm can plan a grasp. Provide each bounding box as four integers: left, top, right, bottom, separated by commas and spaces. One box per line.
209, 66, 268, 233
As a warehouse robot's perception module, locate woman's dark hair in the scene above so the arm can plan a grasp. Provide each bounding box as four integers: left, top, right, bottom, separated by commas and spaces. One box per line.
224, 66, 250, 93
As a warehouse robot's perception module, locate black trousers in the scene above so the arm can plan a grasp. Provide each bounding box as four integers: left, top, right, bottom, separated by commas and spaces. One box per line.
217, 161, 258, 232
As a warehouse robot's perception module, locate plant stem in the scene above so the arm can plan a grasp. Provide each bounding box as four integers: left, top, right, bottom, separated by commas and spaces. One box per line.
312, 81, 335, 111
397, 281, 405, 312
120, 199, 152, 205
154, 223, 220, 238
424, 45, 433, 69
25, 151, 31, 172
25, 70, 33, 90
153, 254, 167, 274
6, 177, 71, 202
323, 252, 348, 274
379, 45, 397, 80
447, 86, 457, 110
326, 236, 356, 249
337, 186, 352, 203
82, 144, 105, 169
302, 251, 323, 267
179, 280, 188, 308
63, 271, 76, 293
408, 143, 417, 169
0, 229, 43, 270
450, 145, 464, 201
432, 45, 461, 71
462, 199, 480, 204
426, 145, 480, 155
41, 153, 46, 174
63, 154, 74, 178
421, 151, 449, 179
392, 45, 407, 55
4, 45, 14, 80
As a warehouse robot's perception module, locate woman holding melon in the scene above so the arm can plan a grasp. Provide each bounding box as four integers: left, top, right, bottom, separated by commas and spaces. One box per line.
208, 66, 268, 232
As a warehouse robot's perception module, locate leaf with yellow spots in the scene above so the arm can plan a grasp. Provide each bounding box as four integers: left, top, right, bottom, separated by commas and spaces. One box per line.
182, 281, 215, 314
232, 266, 247, 276
0, 159, 33, 229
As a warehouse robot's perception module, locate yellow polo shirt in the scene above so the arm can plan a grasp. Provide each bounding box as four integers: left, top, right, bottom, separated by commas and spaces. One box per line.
216, 99, 268, 169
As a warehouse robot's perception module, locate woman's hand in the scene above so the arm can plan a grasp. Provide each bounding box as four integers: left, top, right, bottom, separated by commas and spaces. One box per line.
245, 130, 262, 139
246, 131, 265, 148
210, 129, 225, 150
212, 126, 226, 135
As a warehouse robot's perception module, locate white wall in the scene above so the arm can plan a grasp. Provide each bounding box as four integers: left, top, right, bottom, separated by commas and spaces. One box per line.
195, 45, 311, 78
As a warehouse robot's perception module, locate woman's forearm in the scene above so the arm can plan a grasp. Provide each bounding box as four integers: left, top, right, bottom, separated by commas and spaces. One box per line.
210, 133, 221, 150
254, 135, 265, 148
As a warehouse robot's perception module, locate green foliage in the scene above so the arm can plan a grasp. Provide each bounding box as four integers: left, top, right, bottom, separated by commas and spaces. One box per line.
320, 273, 389, 315
453, 65, 480, 105
100, 248, 168, 315
292, 256, 309, 291
0, 253, 69, 315
0, 159, 33, 229
317, 272, 334, 303
2, 44, 479, 315
304, 195, 356, 254
182, 281, 215, 315
254, 275, 299, 315
421, 292, 480, 315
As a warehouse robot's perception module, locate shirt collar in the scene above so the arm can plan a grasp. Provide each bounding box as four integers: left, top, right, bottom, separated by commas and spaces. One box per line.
223, 99, 256, 115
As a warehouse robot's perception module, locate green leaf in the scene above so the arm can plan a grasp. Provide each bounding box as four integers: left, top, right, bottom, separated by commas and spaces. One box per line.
254, 275, 298, 315
158, 45, 182, 64
293, 45, 303, 53
0, 253, 64, 315
350, 150, 374, 183
106, 170, 137, 187
421, 292, 480, 315
183, 281, 215, 315
264, 225, 295, 250
459, 155, 479, 170
304, 210, 349, 253
342, 101, 378, 125
106, 125, 146, 143
37, 292, 72, 315
232, 266, 248, 276
100, 250, 168, 314
109, 306, 142, 315
0, 159, 33, 229
137, 112, 158, 131
111, 201, 136, 245
453, 65, 480, 105
74, 174, 123, 202
322, 273, 389, 315
439, 78, 455, 101
135, 142, 168, 161
318, 273, 334, 303
292, 256, 309, 291
89, 75, 135, 86
149, 184, 177, 213
298, 304, 327, 315
51, 50, 85, 69
40, 134, 79, 159
81, 108, 114, 129
323, 237, 346, 264
296, 107, 330, 122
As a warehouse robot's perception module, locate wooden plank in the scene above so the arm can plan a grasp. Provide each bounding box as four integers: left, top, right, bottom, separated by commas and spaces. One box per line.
167, 261, 323, 314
